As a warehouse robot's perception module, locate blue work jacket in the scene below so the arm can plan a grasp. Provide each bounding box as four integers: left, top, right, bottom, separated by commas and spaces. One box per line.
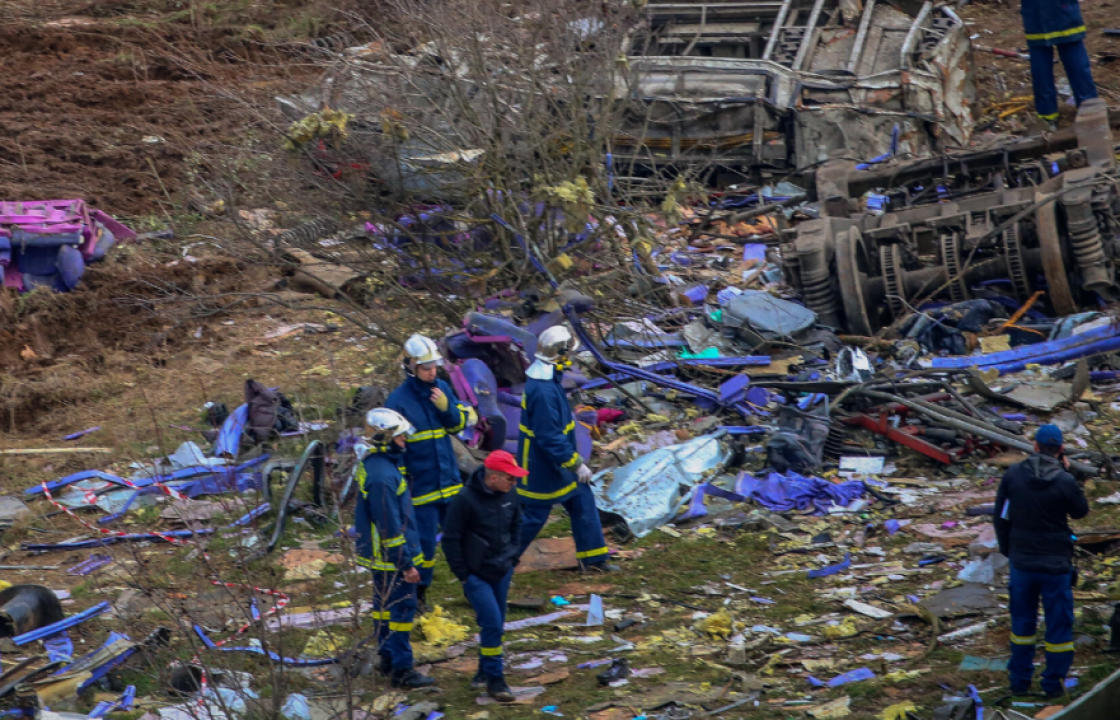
1021, 0, 1085, 46
353, 445, 424, 572
517, 362, 582, 504
387, 375, 469, 506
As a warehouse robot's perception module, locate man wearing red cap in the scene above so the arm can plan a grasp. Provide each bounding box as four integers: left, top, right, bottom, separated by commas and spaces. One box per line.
441, 450, 525, 702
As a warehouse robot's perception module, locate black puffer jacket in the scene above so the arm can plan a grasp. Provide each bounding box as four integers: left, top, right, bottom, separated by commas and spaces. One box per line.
994, 453, 1089, 574
441, 466, 521, 583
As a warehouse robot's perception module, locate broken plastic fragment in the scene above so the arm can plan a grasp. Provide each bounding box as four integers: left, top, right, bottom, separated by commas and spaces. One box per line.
827, 667, 875, 687
808, 552, 852, 578
585, 594, 604, 626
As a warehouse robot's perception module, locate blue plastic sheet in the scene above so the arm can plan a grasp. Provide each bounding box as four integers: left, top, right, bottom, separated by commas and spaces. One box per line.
733, 471, 865, 515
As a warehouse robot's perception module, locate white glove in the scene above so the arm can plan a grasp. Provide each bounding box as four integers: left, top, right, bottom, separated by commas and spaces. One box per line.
576, 463, 593, 484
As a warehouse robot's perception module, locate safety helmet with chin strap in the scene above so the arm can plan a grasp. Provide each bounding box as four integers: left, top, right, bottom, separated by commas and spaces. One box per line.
364, 407, 414, 444
403, 333, 443, 376
535, 325, 575, 363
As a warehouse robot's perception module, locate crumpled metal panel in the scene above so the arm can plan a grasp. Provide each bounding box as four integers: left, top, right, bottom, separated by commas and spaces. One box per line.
618, 0, 975, 174
592, 433, 730, 538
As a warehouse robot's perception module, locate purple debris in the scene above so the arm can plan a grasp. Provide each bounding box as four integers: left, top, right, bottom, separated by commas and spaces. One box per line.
717, 287, 743, 306
669, 251, 694, 266
742, 244, 767, 263
806, 675, 824, 688
63, 426, 100, 441
1001, 413, 1027, 421
719, 374, 750, 405
827, 667, 875, 687
750, 597, 775, 605
734, 471, 865, 515
679, 284, 708, 304
67, 554, 112, 576
744, 386, 771, 407
885, 519, 901, 535
808, 553, 852, 579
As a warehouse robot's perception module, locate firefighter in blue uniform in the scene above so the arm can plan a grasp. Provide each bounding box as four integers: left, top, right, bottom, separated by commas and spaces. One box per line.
386, 334, 472, 608
994, 424, 1089, 699
1021, 0, 1097, 124
516, 325, 617, 571
353, 407, 435, 689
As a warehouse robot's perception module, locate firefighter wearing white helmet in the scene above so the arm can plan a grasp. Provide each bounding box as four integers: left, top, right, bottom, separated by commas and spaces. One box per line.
386, 333, 472, 607
516, 324, 617, 572
352, 408, 434, 688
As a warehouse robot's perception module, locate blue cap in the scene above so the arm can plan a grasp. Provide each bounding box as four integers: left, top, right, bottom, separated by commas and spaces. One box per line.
1036, 424, 1063, 447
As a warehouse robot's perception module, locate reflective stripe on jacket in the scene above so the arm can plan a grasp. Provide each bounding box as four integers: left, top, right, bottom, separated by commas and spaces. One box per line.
517, 367, 582, 504
1021, 0, 1085, 46
353, 446, 424, 571
387, 376, 469, 506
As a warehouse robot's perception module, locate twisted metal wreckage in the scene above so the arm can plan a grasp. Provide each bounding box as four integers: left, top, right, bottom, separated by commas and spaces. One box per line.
615, 0, 973, 178
784, 98, 1120, 335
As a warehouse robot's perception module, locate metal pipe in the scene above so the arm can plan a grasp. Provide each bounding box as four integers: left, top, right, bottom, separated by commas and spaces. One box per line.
12, 601, 110, 646
899, 1, 932, 70
846, 0, 876, 73
861, 389, 1098, 475
928, 323, 1117, 369
762, 0, 794, 60
792, 0, 827, 70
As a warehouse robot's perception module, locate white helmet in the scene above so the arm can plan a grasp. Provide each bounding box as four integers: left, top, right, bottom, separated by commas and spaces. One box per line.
365, 408, 414, 443
403, 333, 443, 371
535, 325, 575, 363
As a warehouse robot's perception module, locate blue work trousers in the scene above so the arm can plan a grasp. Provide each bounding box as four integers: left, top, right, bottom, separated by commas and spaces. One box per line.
414, 501, 449, 587
1029, 40, 1098, 119
518, 483, 609, 567
463, 569, 514, 678
371, 570, 417, 672
1008, 564, 1075, 694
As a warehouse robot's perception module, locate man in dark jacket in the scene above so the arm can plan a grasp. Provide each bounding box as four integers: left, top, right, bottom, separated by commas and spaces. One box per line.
994, 424, 1089, 697
441, 450, 525, 703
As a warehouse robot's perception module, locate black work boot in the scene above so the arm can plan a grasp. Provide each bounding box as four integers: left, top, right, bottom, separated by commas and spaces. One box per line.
486, 675, 515, 703
596, 658, 630, 685
582, 561, 621, 573
416, 585, 431, 615
470, 670, 487, 689
391, 668, 436, 689
377, 653, 392, 677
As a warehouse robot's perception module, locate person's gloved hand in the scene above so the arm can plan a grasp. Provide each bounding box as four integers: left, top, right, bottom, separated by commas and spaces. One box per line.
577, 463, 593, 484
430, 387, 450, 412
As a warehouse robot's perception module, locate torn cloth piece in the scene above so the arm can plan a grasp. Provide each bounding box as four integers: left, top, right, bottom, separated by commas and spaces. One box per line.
734, 471, 864, 515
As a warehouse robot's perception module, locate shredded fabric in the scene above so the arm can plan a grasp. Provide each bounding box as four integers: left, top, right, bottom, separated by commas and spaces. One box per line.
734, 471, 865, 514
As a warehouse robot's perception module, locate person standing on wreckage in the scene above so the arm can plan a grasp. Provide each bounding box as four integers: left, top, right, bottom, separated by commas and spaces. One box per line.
515, 325, 618, 572
353, 408, 435, 689
386, 334, 473, 612
1020, 0, 1098, 127
994, 424, 1089, 699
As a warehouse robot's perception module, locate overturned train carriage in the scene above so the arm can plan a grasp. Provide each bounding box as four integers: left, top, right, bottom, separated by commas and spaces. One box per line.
615, 0, 973, 181
783, 100, 1120, 334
